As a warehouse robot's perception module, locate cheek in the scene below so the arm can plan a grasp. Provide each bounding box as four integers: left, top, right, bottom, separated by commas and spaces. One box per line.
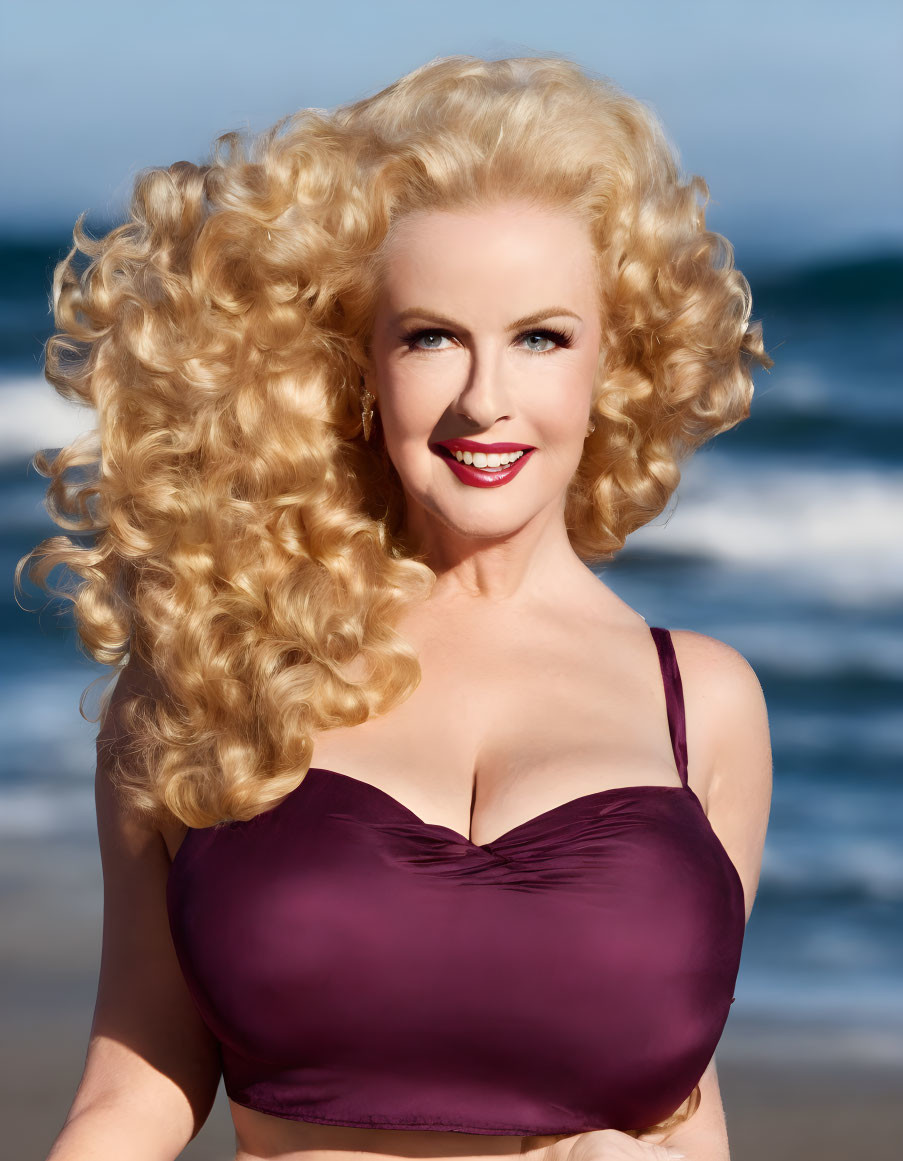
532, 369, 594, 445
380, 390, 436, 450
375, 387, 440, 487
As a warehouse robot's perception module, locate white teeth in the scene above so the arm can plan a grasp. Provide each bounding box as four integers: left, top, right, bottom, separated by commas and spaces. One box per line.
454, 448, 526, 469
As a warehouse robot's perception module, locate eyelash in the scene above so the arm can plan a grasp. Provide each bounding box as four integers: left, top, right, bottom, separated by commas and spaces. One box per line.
401, 326, 574, 355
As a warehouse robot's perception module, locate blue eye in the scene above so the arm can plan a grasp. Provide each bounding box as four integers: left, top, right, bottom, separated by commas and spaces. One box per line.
402, 327, 573, 354
521, 332, 558, 354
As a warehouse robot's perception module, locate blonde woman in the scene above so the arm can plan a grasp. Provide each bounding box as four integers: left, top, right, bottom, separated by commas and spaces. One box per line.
22, 54, 773, 1161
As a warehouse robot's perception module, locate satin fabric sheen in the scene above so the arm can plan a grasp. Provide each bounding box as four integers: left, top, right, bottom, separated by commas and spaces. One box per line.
166, 626, 746, 1134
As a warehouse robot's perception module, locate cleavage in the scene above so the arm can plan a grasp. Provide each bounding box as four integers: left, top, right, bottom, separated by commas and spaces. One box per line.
308, 620, 680, 846
305, 742, 685, 849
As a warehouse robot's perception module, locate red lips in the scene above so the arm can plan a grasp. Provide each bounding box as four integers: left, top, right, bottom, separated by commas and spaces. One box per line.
433, 438, 535, 455
430, 442, 536, 489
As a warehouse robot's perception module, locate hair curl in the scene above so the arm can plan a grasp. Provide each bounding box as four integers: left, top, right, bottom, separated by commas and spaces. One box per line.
18, 52, 771, 844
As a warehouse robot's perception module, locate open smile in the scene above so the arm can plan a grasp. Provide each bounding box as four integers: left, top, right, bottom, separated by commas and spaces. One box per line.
431, 444, 537, 489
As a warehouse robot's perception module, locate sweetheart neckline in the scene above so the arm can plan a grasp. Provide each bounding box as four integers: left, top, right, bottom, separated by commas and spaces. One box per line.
299, 765, 699, 852
296, 767, 745, 909
170, 766, 744, 912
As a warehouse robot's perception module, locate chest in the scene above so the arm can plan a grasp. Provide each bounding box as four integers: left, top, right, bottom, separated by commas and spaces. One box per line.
160, 617, 705, 859
306, 617, 695, 847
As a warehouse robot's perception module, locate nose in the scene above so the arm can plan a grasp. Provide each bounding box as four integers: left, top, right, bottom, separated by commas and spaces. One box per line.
451, 344, 513, 429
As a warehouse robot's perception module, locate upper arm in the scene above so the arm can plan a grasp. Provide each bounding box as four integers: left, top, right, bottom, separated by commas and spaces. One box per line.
66, 659, 221, 1144
640, 630, 770, 1158
637, 629, 769, 1158
672, 630, 773, 926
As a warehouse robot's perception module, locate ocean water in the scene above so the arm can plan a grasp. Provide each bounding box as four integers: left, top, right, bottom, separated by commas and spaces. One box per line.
2, 235, 901, 1057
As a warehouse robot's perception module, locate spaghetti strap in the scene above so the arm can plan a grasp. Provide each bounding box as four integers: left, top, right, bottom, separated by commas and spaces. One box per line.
648, 626, 689, 789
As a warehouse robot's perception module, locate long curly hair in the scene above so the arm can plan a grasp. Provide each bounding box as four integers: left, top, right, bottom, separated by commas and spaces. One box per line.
17, 54, 771, 845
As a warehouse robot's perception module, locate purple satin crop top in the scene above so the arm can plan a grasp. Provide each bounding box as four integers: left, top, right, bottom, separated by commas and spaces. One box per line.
166, 625, 745, 1135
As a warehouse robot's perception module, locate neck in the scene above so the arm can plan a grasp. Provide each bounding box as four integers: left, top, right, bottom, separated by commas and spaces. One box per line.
402, 495, 591, 606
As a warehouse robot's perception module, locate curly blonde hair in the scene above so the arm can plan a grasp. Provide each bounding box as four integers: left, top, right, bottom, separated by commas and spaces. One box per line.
17, 54, 771, 847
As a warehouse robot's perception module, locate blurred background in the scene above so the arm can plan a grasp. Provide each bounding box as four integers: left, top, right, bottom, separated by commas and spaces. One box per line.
2, 2, 901, 1158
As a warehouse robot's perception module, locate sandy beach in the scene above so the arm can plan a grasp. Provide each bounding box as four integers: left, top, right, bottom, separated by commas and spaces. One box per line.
3, 832, 899, 1161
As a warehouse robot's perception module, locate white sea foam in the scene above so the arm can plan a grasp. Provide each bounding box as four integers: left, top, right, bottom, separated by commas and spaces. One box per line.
0, 374, 96, 464
630, 450, 903, 607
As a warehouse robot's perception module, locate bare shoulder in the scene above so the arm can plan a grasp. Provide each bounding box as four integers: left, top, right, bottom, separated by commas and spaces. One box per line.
669, 628, 773, 924
665, 628, 771, 783
667, 625, 763, 679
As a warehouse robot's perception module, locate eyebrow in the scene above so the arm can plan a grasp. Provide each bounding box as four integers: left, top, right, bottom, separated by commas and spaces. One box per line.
393, 306, 583, 330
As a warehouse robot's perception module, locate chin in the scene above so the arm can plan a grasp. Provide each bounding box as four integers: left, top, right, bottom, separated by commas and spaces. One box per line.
429, 503, 538, 541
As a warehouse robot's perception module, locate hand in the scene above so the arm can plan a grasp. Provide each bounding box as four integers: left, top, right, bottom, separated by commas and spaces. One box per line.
559, 1128, 685, 1161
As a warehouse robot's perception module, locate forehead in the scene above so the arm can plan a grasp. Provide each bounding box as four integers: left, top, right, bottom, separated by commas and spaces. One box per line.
376, 202, 598, 305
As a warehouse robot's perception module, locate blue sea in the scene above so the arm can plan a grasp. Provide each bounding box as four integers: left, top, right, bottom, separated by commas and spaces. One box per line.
2, 236, 901, 1063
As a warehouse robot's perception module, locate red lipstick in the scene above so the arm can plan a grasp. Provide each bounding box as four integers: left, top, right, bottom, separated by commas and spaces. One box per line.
430, 439, 536, 489
436, 438, 535, 455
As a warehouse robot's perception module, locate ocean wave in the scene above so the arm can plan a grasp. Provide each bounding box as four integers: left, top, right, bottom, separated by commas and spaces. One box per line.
759, 837, 903, 904
768, 709, 903, 757
714, 623, 903, 680
0, 374, 96, 464
628, 451, 903, 607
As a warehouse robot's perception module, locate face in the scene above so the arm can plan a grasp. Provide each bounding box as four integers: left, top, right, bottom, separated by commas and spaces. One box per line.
367, 200, 604, 548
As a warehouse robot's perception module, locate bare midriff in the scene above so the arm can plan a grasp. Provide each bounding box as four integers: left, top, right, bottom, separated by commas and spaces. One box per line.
230, 1108, 577, 1161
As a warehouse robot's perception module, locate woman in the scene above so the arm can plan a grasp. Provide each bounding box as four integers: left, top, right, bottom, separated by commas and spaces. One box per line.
24, 54, 772, 1161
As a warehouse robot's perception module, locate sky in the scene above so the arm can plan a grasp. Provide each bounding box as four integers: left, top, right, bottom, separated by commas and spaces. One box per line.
2, 0, 901, 271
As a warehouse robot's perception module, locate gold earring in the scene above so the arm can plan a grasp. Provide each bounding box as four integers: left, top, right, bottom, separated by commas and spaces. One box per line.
360, 382, 376, 441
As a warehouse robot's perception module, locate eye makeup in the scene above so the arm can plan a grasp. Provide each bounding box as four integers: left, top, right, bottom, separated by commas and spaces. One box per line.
401, 326, 575, 355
